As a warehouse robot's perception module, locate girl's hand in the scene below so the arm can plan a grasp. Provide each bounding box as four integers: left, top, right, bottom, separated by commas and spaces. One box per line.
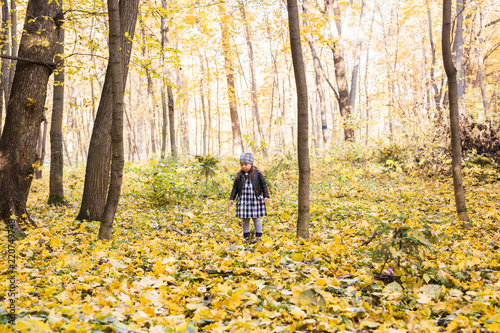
230, 200, 234, 205
264, 198, 269, 205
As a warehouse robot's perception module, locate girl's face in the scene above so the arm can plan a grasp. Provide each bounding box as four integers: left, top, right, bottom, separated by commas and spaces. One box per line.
240, 162, 252, 173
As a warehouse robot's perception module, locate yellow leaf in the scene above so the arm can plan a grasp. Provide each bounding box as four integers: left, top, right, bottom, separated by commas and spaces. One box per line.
290, 306, 306, 320
417, 292, 432, 304
291, 253, 304, 261
16, 318, 52, 332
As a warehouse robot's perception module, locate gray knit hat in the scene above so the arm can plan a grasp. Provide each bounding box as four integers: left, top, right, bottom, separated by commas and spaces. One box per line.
239, 152, 254, 164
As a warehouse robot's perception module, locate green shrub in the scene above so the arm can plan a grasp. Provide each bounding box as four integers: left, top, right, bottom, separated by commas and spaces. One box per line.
377, 144, 408, 165
368, 215, 439, 275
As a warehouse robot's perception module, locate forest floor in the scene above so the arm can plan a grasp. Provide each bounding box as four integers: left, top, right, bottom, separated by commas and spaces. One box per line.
1, 148, 500, 332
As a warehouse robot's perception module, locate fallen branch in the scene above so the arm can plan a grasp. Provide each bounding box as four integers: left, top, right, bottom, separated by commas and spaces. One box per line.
360, 231, 379, 247
201, 269, 235, 276
164, 226, 190, 237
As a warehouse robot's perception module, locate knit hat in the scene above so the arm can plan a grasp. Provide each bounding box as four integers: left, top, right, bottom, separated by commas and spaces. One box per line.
239, 152, 254, 164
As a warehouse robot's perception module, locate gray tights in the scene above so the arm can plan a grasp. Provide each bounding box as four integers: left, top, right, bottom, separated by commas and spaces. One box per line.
242, 218, 262, 233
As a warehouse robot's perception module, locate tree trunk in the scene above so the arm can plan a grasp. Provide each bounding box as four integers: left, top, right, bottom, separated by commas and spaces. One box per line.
364, 11, 374, 146
161, 79, 168, 158
477, 7, 489, 119
35, 118, 48, 179
240, 0, 267, 156
442, 0, 471, 228
204, 52, 212, 154
218, 2, 243, 155
287, 0, 310, 239
98, 0, 126, 240
427, 1, 443, 123
452, 0, 465, 107
146, 66, 157, 157
167, 85, 176, 157
160, 0, 169, 159
303, 0, 327, 147
348, 0, 366, 117
0, 0, 62, 233
325, 0, 354, 141
48, 28, 66, 205
0, 0, 10, 137
176, 67, 189, 154
8, 0, 17, 98
76, 0, 139, 221
199, 54, 207, 156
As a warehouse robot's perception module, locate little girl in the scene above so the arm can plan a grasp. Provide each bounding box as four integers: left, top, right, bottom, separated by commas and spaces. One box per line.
230, 152, 270, 239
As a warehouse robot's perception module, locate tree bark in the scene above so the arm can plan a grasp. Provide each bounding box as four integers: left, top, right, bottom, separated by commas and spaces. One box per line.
8, 0, 17, 98
161, 80, 168, 158
167, 85, 176, 157
452, 0, 465, 106
364, 11, 374, 146
427, 1, 443, 122
0, 0, 10, 137
477, 7, 489, 119
0, 0, 62, 233
98, 0, 126, 240
240, 0, 267, 156
76, 0, 139, 221
442, 0, 471, 228
160, 0, 177, 158
35, 118, 48, 179
348, 0, 366, 117
218, 2, 243, 155
303, 0, 327, 147
199, 53, 207, 156
48, 28, 66, 205
325, 0, 354, 141
287, 0, 310, 239
176, 67, 189, 154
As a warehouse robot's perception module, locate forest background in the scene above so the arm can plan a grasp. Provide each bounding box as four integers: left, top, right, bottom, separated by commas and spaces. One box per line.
0, 0, 500, 331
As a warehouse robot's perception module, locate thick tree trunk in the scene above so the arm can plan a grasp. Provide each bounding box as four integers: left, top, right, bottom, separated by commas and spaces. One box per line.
325, 0, 354, 141
332, 45, 353, 141
48, 28, 66, 205
442, 0, 471, 228
287, 0, 310, 239
98, 0, 126, 240
218, 2, 243, 155
76, 0, 139, 221
0, 0, 62, 232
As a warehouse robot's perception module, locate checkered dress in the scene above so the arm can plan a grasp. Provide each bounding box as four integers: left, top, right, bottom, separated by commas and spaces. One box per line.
236, 173, 267, 218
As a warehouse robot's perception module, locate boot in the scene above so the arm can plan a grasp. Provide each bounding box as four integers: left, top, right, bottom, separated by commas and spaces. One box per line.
243, 232, 250, 239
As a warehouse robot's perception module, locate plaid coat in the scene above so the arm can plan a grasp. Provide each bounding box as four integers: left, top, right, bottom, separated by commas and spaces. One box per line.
230, 169, 269, 201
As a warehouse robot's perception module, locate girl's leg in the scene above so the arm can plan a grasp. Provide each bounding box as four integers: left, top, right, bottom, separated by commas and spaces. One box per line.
242, 218, 251, 238
253, 217, 262, 237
